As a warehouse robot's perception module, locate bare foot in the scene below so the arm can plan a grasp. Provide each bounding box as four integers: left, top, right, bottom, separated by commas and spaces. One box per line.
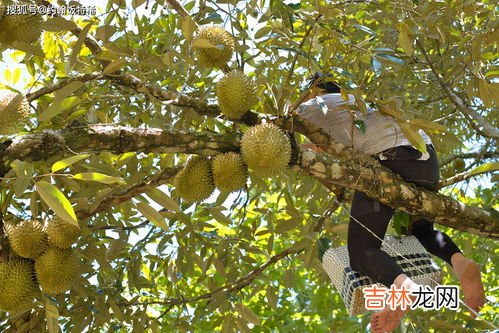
455, 259, 485, 317
370, 306, 407, 333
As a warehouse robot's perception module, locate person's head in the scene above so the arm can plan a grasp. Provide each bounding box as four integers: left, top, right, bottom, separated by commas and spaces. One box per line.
306, 72, 340, 94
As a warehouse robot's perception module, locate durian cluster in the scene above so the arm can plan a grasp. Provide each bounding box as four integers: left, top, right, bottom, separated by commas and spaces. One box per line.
174, 153, 248, 202
174, 25, 291, 202
174, 124, 291, 202
0, 92, 30, 135
192, 26, 258, 120
0, 0, 43, 45
0, 218, 80, 313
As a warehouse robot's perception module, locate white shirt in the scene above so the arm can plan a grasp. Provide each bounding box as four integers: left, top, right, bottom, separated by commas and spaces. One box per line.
298, 93, 432, 155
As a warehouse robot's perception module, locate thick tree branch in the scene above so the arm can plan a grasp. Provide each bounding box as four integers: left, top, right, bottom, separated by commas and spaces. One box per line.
279, 115, 498, 238
0, 124, 239, 166
298, 148, 497, 238
1, 123, 496, 237
416, 40, 499, 139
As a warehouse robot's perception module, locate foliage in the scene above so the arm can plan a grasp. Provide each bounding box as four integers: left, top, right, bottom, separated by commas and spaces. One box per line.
0, 0, 497, 332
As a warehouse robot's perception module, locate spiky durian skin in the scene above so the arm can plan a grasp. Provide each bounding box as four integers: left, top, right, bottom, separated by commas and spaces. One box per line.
0, 11, 43, 44
193, 26, 234, 68
212, 152, 247, 193
216, 71, 258, 119
5, 220, 48, 259
46, 217, 80, 249
0, 92, 30, 135
174, 156, 215, 202
241, 123, 291, 177
0, 259, 39, 313
35, 247, 78, 295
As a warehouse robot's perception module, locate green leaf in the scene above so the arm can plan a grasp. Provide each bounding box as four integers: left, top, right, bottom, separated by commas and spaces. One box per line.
11, 160, 33, 198
12, 68, 20, 85
51, 154, 90, 173
9, 41, 44, 57
103, 59, 126, 75
132, 0, 147, 8
371, 56, 382, 76
192, 38, 216, 48
353, 119, 366, 133
45, 298, 60, 333
353, 24, 377, 36
53, 81, 84, 101
399, 123, 427, 153
181, 15, 196, 42
72, 173, 125, 185
67, 23, 92, 74
43, 17, 78, 32
375, 54, 405, 65
409, 119, 447, 133
39, 96, 81, 122
136, 202, 168, 231
35, 181, 78, 227
467, 162, 499, 176
146, 188, 181, 213
254, 26, 272, 39
398, 23, 413, 55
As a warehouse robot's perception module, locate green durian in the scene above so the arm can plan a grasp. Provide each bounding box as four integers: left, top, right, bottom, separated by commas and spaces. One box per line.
0, 258, 39, 313
241, 123, 291, 177
5, 220, 48, 259
216, 70, 258, 119
193, 26, 234, 68
212, 152, 247, 193
46, 217, 80, 249
174, 156, 215, 202
35, 247, 78, 295
0, 92, 30, 135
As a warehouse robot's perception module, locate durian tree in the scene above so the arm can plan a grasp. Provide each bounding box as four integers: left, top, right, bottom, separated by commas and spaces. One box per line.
0, 0, 497, 332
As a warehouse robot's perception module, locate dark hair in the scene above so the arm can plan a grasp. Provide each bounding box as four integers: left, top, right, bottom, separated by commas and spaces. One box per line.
306, 72, 340, 93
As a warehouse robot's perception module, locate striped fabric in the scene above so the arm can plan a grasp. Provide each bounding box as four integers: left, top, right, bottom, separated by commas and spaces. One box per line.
322, 236, 442, 316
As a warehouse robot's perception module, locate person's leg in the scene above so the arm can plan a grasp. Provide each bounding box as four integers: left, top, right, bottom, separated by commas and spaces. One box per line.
348, 191, 403, 286
348, 190, 421, 333
377, 145, 484, 320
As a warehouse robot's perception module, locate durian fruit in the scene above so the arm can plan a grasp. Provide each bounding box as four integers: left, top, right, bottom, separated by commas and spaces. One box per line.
0, 259, 39, 313
216, 70, 258, 119
0, 5, 43, 44
174, 156, 215, 202
0, 92, 30, 135
5, 220, 48, 259
241, 123, 291, 177
35, 247, 78, 295
212, 152, 248, 193
46, 217, 80, 249
193, 26, 234, 68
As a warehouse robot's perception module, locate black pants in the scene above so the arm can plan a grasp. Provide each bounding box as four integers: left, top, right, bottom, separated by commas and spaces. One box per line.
348, 145, 461, 286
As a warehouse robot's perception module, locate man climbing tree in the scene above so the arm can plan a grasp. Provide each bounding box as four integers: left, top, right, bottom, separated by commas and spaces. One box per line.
296, 73, 486, 332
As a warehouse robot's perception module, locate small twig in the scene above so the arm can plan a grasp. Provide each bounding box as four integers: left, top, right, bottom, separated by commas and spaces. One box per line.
416, 40, 498, 139
277, 14, 323, 113
437, 169, 495, 189
124, 245, 301, 308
